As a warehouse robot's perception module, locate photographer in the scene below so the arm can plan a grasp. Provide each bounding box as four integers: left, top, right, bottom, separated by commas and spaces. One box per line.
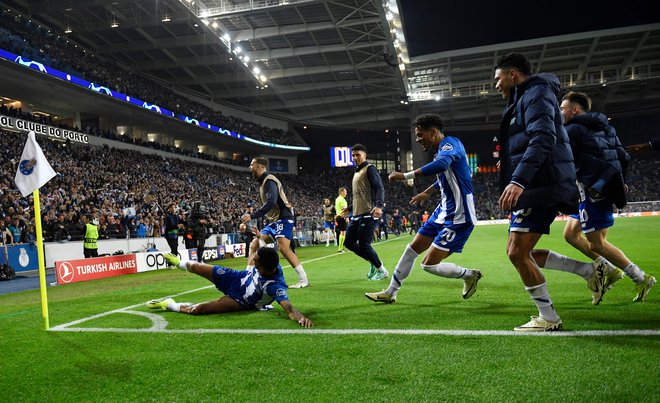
188, 202, 209, 262
164, 203, 183, 255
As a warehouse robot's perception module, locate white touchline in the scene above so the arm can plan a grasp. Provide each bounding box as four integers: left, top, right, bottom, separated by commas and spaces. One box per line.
51, 238, 658, 338
50, 326, 660, 337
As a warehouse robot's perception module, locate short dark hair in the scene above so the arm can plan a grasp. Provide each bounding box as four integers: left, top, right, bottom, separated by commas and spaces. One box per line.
496, 53, 532, 76
562, 91, 591, 112
256, 247, 279, 274
253, 157, 268, 167
351, 143, 367, 153
412, 114, 444, 132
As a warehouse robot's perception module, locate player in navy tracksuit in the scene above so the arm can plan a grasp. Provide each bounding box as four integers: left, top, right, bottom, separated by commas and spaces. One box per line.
531, 91, 655, 304
365, 114, 483, 304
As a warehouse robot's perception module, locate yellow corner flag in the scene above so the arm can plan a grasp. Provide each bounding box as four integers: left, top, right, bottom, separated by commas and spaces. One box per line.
14, 131, 57, 330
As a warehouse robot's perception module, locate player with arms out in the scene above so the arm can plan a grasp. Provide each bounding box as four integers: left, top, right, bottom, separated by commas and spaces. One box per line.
365, 114, 482, 304
147, 247, 313, 327
241, 157, 309, 288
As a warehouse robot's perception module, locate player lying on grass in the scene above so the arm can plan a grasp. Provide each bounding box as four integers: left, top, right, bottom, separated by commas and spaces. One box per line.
147, 247, 313, 327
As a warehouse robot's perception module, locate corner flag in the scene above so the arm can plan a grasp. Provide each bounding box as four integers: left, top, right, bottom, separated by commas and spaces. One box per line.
14, 131, 56, 330
14, 131, 56, 197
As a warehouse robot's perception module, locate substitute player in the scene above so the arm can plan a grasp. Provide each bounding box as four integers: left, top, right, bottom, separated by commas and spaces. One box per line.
532, 92, 655, 303
321, 198, 336, 247
147, 247, 312, 327
365, 114, 482, 303
241, 157, 309, 288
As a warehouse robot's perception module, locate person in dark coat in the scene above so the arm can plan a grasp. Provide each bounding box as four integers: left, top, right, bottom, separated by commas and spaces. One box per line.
532, 92, 655, 304
495, 52, 579, 332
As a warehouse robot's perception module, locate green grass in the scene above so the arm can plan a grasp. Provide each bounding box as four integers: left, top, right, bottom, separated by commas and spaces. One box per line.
1, 217, 658, 401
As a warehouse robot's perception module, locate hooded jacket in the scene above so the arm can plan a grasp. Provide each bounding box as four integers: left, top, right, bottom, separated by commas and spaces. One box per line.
565, 112, 629, 208
499, 73, 579, 213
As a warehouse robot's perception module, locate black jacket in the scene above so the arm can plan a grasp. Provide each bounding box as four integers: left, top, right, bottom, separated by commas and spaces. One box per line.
499, 73, 578, 213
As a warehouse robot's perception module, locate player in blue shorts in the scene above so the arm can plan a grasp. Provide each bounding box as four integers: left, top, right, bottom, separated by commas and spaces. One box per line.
365, 114, 482, 304
241, 157, 309, 288
147, 247, 313, 327
321, 198, 336, 247
496, 53, 579, 332
531, 92, 655, 304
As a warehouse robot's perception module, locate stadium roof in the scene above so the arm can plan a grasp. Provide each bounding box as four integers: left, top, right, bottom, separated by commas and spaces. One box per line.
2, 0, 660, 131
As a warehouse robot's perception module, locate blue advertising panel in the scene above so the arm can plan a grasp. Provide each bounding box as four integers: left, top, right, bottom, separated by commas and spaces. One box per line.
0, 243, 39, 272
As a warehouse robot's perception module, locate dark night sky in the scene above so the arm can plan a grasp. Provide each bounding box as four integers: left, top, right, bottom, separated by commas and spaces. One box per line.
399, 0, 660, 57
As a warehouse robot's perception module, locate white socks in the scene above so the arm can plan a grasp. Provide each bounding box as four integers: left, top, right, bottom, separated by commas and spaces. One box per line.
294, 264, 308, 283
166, 301, 183, 312
543, 251, 592, 280
386, 245, 418, 297
622, 262, 645, 283
422, 262, 473, 279
525, 283, 560, 322
178, 260, 191, 271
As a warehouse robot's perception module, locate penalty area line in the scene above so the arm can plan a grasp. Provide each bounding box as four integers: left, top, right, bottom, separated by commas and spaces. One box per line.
49, 327, 660, 337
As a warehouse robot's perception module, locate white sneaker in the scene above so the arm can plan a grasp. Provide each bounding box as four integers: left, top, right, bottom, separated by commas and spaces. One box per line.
514, 315, 563, 332
588, 261, 606, 305
289, 281, 309, 289
462, 270, 482, 299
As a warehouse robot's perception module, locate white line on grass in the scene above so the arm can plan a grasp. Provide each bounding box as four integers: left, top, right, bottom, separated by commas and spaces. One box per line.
54, 239, 659, 338
50, 326, 660, 337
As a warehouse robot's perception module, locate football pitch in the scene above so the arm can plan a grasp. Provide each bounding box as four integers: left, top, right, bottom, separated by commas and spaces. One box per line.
1, 217, 658, 401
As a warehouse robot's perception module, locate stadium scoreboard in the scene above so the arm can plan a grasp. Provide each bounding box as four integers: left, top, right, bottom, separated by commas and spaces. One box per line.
330, 146, 355, 167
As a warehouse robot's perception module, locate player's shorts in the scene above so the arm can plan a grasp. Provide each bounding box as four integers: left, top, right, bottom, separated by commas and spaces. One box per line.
335, 215, 347, 231
578, 197, 614, 233
260, 219, 294, 240
509, 206, 558, 235
418, 220, 474, 253
323, 220, 335, 230
211, 266, 252, 308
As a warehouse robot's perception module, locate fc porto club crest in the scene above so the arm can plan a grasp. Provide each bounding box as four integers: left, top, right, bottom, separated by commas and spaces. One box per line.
18, 158, 37, 176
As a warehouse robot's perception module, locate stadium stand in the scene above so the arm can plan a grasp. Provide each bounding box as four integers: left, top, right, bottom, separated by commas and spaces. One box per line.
0, 10, 306, 147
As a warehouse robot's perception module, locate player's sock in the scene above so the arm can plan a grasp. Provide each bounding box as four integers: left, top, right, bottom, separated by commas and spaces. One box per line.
386, 244, 418, 297
338, 234, 345, 251
326, 237, 329, 246
622, 262, 646, 283
543, 251, 592, 280
422, 262, 474, 279
166, 301, 183, 312
294, 264, 308, 283
525, 282, 560, 322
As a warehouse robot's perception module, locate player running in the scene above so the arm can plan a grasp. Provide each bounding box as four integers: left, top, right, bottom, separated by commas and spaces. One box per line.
365, 113, 482, 304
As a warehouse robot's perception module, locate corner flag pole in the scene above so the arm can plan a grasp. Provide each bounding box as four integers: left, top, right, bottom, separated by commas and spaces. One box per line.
14, 131, 57, 331
33, 189, 50, 330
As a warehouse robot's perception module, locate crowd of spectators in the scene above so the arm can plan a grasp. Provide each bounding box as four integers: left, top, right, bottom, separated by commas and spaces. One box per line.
0, 10, 306, 147
2, 127, 659, 247
0, 104, 250, 167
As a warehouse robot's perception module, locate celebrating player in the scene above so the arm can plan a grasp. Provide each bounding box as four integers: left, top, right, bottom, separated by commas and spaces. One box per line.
241, 157, 309, 288
365, 114, 482, 304
321, 198, 336, 247
147, 247, 313, 327
342, 144, 388, 281
532, 92, 655, 303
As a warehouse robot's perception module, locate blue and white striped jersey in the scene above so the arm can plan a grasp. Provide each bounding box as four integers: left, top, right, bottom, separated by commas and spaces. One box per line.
420, 136, 477, 225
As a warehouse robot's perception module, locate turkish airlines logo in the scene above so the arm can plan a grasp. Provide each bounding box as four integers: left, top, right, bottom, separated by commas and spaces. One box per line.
58, 262, 75, 283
